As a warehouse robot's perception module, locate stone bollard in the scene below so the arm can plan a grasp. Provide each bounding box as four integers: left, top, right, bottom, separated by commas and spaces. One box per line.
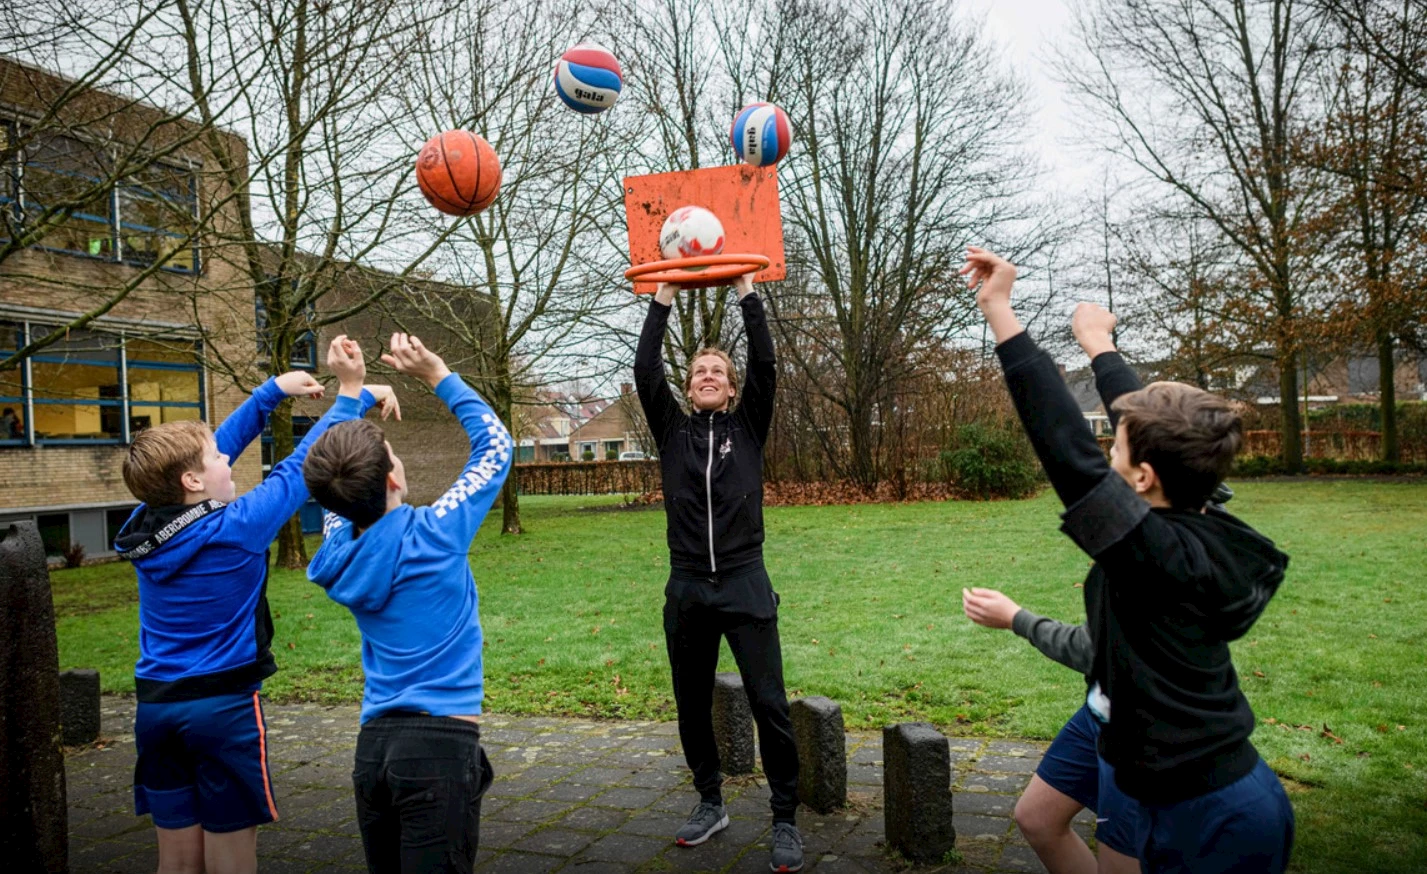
0, 522, 67, 873
711, 672, 755, 776
791, 696, 846, 813
883, 722, 955, 862
60, 668, 102, 746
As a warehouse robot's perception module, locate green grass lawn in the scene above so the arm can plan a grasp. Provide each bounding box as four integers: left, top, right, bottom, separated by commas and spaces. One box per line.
54, 481, 1426, 872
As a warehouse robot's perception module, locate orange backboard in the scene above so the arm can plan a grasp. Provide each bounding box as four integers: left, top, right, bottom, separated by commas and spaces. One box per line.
624, 164, 786, 294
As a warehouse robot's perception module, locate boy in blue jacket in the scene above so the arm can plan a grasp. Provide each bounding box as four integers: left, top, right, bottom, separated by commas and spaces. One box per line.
115, 335, 393, 873
302, 332, 512, 874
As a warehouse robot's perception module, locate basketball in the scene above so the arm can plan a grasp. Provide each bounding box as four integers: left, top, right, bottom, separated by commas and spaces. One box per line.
415, 131, 501, 216
659, 206, 726, 266
730, 102, 792, 167
554, 43, 623, 114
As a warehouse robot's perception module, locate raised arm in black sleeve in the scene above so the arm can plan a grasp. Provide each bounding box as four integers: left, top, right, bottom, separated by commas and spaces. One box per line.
634, 299, 687, 449
995, 332, 1113, 507
998, 332, 1153, 561
1091, 351, 1143, 430
735, 293, 777, 444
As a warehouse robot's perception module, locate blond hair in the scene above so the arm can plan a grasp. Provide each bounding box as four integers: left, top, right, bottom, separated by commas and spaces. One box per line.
123, 420, 212, 506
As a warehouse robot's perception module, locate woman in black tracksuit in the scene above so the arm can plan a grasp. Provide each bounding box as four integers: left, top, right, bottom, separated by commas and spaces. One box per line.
633, 276, 803, 871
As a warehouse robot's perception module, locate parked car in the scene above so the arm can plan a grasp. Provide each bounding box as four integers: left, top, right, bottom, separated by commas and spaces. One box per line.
618, 450, 648, 461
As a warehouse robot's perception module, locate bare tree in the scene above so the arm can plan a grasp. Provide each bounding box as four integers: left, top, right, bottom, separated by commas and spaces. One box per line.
1308, 6, 1427, 461
1061, 0, 1336, 470
1116, 207, 1257, 391
0, 1, 242, 367
172, 0, 468, 566
1321, 0, 1427, 91
763, 0, 1051, 488
393, 0, 625, 535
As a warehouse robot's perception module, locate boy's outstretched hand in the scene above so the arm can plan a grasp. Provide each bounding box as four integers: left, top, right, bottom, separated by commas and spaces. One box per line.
960, 247, 1023, 344
381, 333, 452, 390
275, 370, 325, 400
364, 385, 401, 421
328, 335, 366, 398
1071, 302, 1118, 359
962, 587, 1021, 630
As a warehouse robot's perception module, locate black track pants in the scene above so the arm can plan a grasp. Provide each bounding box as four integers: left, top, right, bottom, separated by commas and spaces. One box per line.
663, 563, 799, 822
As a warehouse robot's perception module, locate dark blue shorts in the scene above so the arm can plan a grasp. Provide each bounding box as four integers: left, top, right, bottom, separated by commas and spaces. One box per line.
1035, 704, 1143, 855
133, 689, 279, 833
1138, 758, 1295, 873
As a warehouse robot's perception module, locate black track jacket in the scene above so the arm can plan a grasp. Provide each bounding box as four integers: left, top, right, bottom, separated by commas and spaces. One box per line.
634, 293, 775, 575
997, 332, 1289, 805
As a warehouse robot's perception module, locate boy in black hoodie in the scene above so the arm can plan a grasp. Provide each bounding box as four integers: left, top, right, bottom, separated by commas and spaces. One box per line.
962, 247, 1294, 873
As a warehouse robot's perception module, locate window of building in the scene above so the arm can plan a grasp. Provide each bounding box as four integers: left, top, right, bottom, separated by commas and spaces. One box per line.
255, 292, 318, 370
1, 321, 26, 445
3, 119, 200, 273
126, 338, 204, 432
120, 163, 199, 272
29, 330, 124, 442
20, 132, 116, 259
0, 323, 204, 446
106, 505, 137, 544
36, 512, 70, 556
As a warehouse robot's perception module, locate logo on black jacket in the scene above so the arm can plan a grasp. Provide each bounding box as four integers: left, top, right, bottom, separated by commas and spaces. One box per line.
719, 436, 733, 458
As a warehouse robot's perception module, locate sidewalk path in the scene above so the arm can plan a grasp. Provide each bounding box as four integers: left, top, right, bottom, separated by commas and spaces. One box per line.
65, 697, 1085, 873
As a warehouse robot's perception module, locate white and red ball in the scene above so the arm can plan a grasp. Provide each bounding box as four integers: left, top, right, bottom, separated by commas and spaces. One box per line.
659, 206, 726, 264
730, 102, 792, 167
554, 43, 623, 114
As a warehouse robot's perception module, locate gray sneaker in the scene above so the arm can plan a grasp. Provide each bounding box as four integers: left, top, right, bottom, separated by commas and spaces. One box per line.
769, 822, 804, 872
675, 801, 729, 847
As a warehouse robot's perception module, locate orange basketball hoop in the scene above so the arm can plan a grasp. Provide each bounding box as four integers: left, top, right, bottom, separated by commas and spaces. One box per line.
624, 165, 786, 295
623, 254, 772, 288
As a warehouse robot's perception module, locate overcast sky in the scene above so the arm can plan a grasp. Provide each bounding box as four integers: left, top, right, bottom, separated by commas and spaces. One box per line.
956, 0, 1101, 198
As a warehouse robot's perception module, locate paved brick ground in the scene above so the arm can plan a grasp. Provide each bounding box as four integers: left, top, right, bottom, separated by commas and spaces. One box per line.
64, 697, 1094, 873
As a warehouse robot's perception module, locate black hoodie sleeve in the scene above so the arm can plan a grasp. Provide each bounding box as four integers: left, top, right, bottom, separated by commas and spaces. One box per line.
634, 299, 687, 449
996, 332, 1199, 571
736, 293, 776, 444
1091, 351, 1143, 430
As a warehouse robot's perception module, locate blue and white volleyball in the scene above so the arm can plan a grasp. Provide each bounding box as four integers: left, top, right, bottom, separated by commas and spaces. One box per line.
554, 43, 623, 114
730, 102, 792, 166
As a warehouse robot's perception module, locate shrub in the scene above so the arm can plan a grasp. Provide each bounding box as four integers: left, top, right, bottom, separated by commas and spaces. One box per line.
581, 450, 595, 461
939, 422, 1042, 500
551, 452, 570, 462
606, 449, 618, 461
63, 541, 86, 569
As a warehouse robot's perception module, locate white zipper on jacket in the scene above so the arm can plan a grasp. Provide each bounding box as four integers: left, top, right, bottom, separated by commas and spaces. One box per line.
706, 417, 716, 572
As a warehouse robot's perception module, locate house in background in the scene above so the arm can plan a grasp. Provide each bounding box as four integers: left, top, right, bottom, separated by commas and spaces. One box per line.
567, 385, 650, 459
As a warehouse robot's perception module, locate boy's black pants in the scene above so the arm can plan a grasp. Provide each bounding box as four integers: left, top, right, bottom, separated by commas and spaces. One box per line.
352, 713, 493, 874
663, 563, 800, 822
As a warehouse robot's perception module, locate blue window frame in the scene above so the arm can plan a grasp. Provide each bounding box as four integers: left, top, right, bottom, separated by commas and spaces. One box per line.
2, 118, 200, 274
255, 291, 318, 370
0, 322, 204, 448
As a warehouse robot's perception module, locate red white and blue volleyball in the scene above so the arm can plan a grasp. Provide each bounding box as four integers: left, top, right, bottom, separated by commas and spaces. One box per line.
730, 102, 792, 166
554, 43, 623, 114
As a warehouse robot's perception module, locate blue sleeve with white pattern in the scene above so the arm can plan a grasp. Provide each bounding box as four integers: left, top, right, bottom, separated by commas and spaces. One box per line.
422, 374, 513, 552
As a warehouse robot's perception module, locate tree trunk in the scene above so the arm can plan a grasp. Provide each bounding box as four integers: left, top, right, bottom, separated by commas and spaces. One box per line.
1378, 331, 1399, 463
268, 398, 309, 568
846, 400, 877, 492
489, 377, 522, 535
1277, 353, 1303, 472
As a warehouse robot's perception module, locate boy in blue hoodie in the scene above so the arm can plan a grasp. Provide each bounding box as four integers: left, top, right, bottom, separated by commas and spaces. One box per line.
303, 332, 512, 874
115, 335, 394, 873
